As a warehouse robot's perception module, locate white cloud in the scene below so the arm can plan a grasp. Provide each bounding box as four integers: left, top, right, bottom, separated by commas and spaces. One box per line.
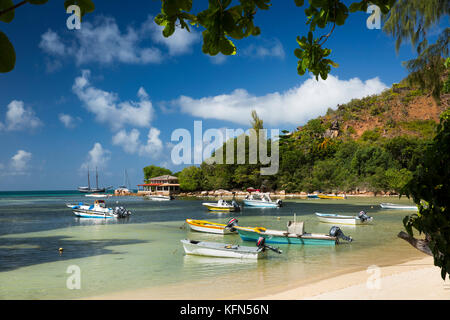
144, 16, 201, 56
242, 38, 285, 59
112, 128, 141, 154
59, 113, 81, 129
172, 74, 388, 126
39, 29, 66, 55
209, 54, 228, 65
72, 70, 154, 131
40, 16, 163, 66
39, 15, 201, 68
112, 127, 163, 159
139, 127, 163, 157
81, 143, 110, 170
10, 150, 32, 174
0, 100, 43, 131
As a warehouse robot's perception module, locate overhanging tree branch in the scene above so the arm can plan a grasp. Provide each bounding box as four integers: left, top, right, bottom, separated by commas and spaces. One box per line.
0, 0, 27, 17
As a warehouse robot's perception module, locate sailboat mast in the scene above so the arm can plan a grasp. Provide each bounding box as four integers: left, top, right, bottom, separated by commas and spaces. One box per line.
88, 168, 90, 189
96, 167, 99, 189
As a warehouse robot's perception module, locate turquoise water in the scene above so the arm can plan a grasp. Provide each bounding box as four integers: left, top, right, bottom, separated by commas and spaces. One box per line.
0, 191, 425, 299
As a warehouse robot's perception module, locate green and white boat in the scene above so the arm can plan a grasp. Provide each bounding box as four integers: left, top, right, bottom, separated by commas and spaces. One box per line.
235, 219, 352, 246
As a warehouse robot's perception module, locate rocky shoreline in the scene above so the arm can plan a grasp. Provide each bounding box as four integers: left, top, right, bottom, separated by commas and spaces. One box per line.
176, 190, 400, 198
115, 188, 402, 198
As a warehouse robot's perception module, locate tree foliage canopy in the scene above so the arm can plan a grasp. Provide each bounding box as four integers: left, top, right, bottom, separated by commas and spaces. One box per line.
143, 165, 173, 182
403, 108, 450, 280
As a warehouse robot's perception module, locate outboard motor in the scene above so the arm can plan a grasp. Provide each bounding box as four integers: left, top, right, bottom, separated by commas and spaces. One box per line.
225, 218, 238, 231
276, 199, 283, 207
358, 211, 370, 222
329, 226, 353, 243
231, 200, 240, 209
114, 206, 130, 218
256, 236, 282, 254
256, 236, 266, 248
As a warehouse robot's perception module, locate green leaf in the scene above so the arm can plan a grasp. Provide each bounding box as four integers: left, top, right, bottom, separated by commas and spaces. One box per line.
78, 0, 95, 13
219, 37, 236, 55
349, 2, 362, 13
294, 0, 304, 6
163, 23, 175, 37
0, 0, 14, 23
64, 0, 76, 10
0, 31, 15, 73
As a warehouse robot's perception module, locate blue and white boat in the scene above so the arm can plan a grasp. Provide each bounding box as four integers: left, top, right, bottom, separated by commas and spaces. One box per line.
243, 193, 282, 208
66, 200, 131, 219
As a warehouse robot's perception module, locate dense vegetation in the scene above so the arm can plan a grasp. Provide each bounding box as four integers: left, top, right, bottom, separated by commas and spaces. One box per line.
175, 119, 431, 195
170, 71, 449, 195
402, 108, 450, 280
143, 165, 173, 183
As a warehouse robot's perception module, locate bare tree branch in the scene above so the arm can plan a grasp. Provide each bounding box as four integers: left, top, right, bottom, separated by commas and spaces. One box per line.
398, 231, 433, 256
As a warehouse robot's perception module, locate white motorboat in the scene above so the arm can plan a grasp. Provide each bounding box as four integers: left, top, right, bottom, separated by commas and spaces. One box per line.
180, 238, 281, 259
380, 203, 418, 210
85, 193, 112, 198
66, 200, 131, 219
315, 212, 373, 225
243, 193, 282, 208
144, 195, 174, 201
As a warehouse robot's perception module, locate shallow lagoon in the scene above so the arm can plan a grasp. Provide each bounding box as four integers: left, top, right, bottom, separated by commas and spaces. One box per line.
0, 192, 424, 299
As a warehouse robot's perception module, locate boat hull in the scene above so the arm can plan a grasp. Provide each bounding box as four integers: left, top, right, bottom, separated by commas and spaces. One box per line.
318, 195, 346, 200
202, 203, 238, 211
243, 200, 279, 208
181, 240, 264, 259
72, 209, 115, 219
236, 228, 336, 245
380, 203, 417, 210
186, 219, 236, 234
315, 213, 373, 225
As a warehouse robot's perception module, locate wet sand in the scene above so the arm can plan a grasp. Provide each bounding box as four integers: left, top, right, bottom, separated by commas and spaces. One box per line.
256, 256, 449, 300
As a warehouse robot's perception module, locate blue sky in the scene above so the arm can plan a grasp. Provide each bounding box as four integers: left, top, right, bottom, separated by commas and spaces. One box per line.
0, 1, 432, 190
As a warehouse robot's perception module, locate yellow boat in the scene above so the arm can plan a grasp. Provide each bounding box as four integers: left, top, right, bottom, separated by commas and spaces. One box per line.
318, 194, 347, 200
202, 199, 240, 212
185, 218, 238, 234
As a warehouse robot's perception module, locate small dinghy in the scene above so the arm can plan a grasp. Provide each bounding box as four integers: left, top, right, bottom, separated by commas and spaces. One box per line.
202, 199, 240, 212
185, 218, 239, 235
66, 200, 131, 219
180, 237, 282, 259
380, 203, 417, 210
315, 211, 373, 225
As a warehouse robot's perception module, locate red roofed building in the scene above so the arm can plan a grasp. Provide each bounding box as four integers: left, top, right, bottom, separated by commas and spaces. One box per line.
137, 175, 180, 195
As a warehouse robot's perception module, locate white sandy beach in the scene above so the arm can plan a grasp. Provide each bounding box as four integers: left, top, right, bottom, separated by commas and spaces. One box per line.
257, 256, 449, 300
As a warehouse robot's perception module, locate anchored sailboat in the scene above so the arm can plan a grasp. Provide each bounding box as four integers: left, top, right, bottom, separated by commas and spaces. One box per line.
78, 167, 111, 193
